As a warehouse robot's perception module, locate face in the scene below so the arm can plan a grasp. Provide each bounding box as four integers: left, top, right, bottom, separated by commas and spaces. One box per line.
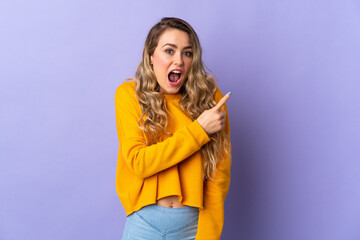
150, 28, 193, 94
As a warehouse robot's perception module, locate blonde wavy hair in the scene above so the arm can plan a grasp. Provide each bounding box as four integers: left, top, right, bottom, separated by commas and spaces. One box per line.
129, 17, 230, 180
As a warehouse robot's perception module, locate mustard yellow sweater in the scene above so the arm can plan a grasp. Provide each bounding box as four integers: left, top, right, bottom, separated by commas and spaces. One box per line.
115, 81, 231, 240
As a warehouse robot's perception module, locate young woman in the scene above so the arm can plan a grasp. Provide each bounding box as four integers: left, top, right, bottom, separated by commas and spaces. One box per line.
115, 17, 232, 240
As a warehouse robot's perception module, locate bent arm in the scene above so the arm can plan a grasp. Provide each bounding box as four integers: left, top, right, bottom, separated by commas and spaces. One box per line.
196, 89, 232, 240
115, 83, 211, 179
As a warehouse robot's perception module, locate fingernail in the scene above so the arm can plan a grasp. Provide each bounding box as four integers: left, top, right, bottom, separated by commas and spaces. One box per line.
228, 92, 232, 95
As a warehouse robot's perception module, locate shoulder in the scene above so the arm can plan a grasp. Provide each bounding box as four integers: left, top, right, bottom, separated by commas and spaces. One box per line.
115, 80, 141, 112
213, 86, 230, 113
214, 86, 225, 102
115, 80, 136, 98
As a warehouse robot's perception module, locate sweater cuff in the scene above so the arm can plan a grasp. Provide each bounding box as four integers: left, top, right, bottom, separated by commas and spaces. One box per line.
187, 120, 211, 147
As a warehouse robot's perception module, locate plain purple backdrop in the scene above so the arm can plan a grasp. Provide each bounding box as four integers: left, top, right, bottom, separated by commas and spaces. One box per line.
1, 0, 359, 240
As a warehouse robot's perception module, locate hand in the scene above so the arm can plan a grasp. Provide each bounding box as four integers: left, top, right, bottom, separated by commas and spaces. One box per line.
197, 92, 231, 135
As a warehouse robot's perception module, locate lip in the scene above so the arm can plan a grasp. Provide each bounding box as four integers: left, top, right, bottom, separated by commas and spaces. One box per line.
167, 68, 184, 87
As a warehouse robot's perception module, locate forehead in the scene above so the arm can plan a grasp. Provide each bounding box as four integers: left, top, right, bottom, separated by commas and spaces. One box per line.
157, 29, 191, 47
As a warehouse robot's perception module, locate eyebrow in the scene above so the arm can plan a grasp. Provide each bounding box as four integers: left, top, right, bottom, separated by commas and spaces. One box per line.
162, 43, 192, 49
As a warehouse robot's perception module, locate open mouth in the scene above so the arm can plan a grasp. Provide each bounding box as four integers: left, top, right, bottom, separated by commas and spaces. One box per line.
168, 70, 183, 86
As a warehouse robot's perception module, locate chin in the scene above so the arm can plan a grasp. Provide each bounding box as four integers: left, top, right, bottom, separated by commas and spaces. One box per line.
160, 81, 184, 94
163, 87, 181, 94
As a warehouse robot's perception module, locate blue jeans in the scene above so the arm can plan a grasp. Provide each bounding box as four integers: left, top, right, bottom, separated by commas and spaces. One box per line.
122, 204, 199, 240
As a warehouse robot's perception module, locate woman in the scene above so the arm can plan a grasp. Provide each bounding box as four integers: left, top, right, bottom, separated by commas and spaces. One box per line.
115, 17, 231, 240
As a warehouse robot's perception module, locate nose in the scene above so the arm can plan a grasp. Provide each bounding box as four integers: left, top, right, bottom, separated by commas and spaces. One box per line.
173, 52, 184, 66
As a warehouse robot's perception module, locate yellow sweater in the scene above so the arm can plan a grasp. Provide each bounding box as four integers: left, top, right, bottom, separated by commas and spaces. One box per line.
115, 81, 231, 240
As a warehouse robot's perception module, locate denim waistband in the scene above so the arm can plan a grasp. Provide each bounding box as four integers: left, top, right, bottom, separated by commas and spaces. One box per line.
133, 204, 199, 233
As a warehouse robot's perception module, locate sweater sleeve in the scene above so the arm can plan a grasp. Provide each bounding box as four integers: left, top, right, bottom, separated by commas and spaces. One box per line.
115, 82, 211, 179
195, 88, 232, 240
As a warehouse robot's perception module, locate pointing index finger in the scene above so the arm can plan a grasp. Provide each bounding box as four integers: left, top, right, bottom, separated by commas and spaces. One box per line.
213, 92, 231, 111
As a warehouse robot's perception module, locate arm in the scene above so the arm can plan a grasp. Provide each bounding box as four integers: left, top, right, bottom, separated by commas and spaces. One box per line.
196, 89, 232, 240
115, 82, 211, 179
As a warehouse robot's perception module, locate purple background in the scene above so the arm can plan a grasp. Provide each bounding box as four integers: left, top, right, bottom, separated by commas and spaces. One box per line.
1, 0, 359, 239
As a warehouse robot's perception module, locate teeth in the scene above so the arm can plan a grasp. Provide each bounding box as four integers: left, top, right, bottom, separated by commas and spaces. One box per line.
171, 70, 181, 74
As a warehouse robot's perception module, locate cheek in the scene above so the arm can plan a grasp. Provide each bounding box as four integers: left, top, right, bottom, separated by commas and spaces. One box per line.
185, 59, 193, 72
186, 59, 193, 67
153, 54, 171, 71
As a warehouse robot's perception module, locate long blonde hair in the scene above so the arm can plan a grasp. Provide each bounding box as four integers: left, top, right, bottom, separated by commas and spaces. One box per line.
131, 17, 230, 180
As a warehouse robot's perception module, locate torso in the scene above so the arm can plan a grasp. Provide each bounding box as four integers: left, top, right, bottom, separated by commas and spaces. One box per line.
156, 195, 187, 208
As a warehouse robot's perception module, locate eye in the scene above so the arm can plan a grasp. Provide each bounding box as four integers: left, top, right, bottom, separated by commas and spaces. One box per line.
184, 51, 193, 57
165, 49, 174, 54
